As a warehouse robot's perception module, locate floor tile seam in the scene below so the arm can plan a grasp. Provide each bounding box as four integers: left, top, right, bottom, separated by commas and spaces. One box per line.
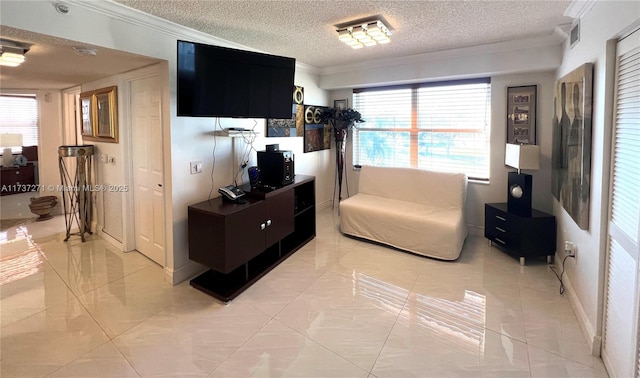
525, 342, 608, 372
73, 263, 169, 301
75, 279, 173, 342
44, 339, 142, 378
206, 317, 285, 377
30, 236, 124, 302
266, 266, 327, 319
268, 317, 372, 376
369, 294, 412, 376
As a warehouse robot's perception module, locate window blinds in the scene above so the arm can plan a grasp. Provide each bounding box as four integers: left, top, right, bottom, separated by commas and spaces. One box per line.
0, 95, 38, 153
353, 79, 491, 180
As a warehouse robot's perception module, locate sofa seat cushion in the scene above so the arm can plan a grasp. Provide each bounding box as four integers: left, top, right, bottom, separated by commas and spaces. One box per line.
340, 193, 466, 260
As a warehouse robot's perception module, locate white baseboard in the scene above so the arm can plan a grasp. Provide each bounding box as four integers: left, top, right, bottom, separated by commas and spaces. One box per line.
95, 227, 124, 251
468, 224, 484, 237
563, 268, 601, 357
165, 260, 207, 285
316, 199, 332, 211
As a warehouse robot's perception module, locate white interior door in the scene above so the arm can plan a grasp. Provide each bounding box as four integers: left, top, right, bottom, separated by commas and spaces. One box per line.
131, 76, 165, 266
602, 27, 640, 378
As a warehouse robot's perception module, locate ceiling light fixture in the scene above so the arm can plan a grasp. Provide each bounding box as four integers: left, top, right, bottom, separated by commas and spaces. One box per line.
73, 46, 98, 56
337, 20, 392, 49
0, 43, 28, 67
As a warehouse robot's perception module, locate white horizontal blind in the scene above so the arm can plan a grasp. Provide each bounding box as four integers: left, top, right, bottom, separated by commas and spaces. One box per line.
0, 95, 38, 153
353, 79, 491, 180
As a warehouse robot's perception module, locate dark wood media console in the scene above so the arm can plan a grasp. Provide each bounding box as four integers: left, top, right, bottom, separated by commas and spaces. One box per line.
188, 175, 315, 301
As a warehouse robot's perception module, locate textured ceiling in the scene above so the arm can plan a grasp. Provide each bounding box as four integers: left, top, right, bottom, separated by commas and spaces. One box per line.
0, 26, 160, 90
115, 0, 573, 68
0, 1, 573, 89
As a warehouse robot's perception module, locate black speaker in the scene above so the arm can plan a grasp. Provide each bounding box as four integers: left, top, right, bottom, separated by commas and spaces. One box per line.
257, 150, 294, 187
507, 172, 532, 217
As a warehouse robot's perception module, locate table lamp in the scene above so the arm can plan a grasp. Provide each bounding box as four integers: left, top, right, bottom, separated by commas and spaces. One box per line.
505, 143, 540, 216
0, 133, 23, 167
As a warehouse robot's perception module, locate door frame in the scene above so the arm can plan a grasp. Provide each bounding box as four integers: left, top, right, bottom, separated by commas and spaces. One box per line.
120, 64, 168, 262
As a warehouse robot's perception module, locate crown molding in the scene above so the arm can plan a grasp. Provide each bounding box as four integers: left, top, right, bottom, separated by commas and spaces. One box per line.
319, 32, 566, 76
564, 0, 597, 19
65, 0, 319, 74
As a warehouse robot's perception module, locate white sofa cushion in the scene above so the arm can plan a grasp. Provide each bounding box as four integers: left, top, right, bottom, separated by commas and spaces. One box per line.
357, 165, 466, 208
340, 166, 467, 260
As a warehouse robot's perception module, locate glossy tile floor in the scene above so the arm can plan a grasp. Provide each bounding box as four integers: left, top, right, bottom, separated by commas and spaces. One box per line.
0, 205, 608, 377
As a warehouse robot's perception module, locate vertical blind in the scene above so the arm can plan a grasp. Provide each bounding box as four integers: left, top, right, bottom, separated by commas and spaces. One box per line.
0, 95, 38, 153
353, 79, 491, 180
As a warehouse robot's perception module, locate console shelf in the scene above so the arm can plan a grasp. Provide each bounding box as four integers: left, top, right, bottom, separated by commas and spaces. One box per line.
188, 175, 315, 302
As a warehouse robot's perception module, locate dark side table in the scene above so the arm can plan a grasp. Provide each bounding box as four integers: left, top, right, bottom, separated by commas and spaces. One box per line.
484, 202, 556, 265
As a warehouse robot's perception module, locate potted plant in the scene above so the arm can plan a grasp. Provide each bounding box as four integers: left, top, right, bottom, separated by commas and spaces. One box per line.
319, 107, 365, 206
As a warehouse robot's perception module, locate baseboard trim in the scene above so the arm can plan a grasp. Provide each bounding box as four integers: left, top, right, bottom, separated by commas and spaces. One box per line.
317, 199, 332, 211
563, 268, 601, 357
165, 260, 207, 285
95, 228, 124, 251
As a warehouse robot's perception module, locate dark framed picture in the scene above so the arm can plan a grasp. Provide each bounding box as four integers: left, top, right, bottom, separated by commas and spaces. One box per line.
334, 99, 347, 110
507, 85, 536, 145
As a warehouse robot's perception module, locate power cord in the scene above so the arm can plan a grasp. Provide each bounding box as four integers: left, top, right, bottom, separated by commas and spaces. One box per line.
208, 118, 220, 200
549, 254, 572, 295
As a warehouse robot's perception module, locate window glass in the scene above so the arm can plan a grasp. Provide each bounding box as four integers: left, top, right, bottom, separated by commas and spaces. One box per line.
353, 80, 491, 180
0, 95, 38, 153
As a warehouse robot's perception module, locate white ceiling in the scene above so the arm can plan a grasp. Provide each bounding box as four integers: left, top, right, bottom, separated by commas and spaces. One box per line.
0, 0, 574, 90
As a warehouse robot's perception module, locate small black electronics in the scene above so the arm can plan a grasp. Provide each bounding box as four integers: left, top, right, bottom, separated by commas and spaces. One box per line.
507, 172, 532, 217
257, 150, 294, 187
266, 144, 279, 152
177, 40, 295, 119
218, 185, 246, 203
248, 166, 260, 188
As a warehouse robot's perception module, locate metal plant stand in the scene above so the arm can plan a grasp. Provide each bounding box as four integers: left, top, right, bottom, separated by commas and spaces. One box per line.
58, 145, 94, 242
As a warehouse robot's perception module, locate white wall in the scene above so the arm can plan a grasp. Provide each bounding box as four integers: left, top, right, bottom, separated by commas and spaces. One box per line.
0, 1, 330, 284
329, 69, 558, 233
37, 91, 64, 212
553, 0, 640, 355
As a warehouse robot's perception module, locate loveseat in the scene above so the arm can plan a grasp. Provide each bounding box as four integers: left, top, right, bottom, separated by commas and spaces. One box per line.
340, 165, 468, 260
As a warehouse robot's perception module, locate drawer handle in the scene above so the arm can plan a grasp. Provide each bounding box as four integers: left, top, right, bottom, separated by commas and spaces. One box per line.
494, 237, 506, 245
495, 215, 506, 221
266, 219, 272, 227
15, 171, 20, 175
260, 223, 266, 230
495, 227, 506, 233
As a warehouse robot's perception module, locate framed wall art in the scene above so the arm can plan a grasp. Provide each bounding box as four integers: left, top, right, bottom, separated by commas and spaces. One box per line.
506, 85, 537, 145
303, 105, 330, 153
267, 86, 305, 137
334, 99, 347, 110
80, 93, 95, 139
79, 86, 119, 143
551, 63, 593, 230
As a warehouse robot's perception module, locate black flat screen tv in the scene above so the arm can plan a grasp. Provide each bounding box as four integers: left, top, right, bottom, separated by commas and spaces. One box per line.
177, 40, 296, 119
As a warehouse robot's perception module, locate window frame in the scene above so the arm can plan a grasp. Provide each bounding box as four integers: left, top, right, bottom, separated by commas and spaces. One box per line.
352, 78, 491, 181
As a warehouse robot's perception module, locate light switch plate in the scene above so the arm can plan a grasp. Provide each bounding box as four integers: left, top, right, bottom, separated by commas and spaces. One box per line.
190, 160, 203, 174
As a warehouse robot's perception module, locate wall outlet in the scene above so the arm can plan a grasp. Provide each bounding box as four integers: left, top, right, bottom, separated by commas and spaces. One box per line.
190, 160, 203, 175
564, 241, 576, 257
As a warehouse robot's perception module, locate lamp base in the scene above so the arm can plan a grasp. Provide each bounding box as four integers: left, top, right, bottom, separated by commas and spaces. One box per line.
507, 172, 532, 217
2, 148, 14, 167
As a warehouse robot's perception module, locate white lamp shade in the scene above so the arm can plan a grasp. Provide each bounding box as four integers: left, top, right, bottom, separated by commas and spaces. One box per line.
0, 133, 23, 148
505, 143, 540, 170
